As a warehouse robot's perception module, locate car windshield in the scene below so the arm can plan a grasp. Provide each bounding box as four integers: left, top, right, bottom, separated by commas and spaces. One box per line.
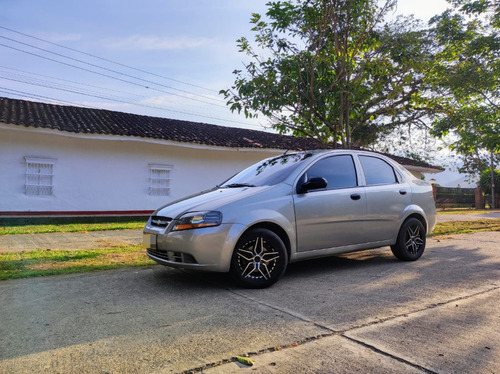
221, 152, 313, 188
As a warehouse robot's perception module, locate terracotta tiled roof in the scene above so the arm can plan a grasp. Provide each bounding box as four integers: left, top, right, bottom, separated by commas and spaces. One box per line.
0, 96, 441, 170
0, 96, 325, 151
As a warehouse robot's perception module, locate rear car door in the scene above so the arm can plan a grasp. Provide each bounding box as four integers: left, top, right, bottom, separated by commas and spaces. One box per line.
294, 154, 366, 252
359, 155, 411, 243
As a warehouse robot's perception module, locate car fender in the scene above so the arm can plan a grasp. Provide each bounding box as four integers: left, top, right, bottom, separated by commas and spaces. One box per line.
400, 204, 431, 232
216, 223, 246, 272
231, 208, 296, 256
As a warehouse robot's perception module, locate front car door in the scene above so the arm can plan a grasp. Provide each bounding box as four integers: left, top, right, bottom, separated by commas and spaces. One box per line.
294, 154, 366, 252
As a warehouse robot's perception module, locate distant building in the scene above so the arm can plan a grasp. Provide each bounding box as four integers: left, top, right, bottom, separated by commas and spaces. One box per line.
0, 97, 442, 217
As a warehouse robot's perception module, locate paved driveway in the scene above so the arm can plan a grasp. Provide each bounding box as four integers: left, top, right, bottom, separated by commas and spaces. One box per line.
0, 231, 499, 373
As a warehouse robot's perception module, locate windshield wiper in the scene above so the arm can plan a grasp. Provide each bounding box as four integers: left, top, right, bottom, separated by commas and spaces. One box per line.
223, 183, 256, 188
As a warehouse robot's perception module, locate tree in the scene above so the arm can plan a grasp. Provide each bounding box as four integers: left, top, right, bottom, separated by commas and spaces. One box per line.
479, 168, 500, 195
220, 0, 434, 149
428, 0, 500, 207
429, 0, 500, 174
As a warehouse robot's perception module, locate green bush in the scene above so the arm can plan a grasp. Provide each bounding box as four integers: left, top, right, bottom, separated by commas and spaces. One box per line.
479, 169, 500, 195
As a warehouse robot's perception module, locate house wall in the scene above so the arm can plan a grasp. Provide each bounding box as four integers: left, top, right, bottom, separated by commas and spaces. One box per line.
0, 125, 282, 214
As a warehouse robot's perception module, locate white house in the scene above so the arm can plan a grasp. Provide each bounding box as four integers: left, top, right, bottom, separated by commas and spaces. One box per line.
0, 97, 442, 218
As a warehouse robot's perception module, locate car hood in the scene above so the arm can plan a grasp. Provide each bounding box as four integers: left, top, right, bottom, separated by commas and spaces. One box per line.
154, 186, 273, 219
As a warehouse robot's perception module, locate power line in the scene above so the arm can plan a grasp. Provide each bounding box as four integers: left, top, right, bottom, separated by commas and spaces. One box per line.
0, 41, 228, 108
0, 25, 219, 93
0, 81, 259, 126
0, 35, 225, 104
0, 65, 145, 99
0, 66, 232, 115
0, 87, 94, 108
0, 26, 266, 129
0, 82, 263, 128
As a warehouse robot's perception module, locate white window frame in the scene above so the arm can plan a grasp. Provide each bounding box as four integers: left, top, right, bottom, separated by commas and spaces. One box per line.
24, 157, 56, 196
149, 164, 172, 196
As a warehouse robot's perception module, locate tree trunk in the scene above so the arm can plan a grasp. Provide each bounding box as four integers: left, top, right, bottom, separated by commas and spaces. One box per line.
491, 151, 496, 209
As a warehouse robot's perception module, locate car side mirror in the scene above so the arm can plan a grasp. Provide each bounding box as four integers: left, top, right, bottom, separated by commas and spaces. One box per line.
299, 177, 328, 194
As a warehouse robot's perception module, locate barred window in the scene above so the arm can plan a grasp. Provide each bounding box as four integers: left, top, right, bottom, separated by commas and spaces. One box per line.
149, 165, 171, 196
25, 157, 55, 196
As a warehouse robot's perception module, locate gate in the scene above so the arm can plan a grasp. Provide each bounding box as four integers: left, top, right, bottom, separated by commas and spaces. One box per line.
435, 186, 476, 209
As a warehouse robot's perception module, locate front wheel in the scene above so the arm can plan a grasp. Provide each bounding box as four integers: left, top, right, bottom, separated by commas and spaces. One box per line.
391, 218, 426, 261
230, 228, 288, 288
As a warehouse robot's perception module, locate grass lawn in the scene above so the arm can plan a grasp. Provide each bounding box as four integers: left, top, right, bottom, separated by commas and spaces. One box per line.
437, 209, 498, 215
1, 218, 498, 280
0, 244, 154, 280
0, 221, 145, 235
429, 218, 500, 237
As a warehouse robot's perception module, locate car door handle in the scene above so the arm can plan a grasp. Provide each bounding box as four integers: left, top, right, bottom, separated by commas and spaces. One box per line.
350, 193, 361, 200
399, 189, 407, 195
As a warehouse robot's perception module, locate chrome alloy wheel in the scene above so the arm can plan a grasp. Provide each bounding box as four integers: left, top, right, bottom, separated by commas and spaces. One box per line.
236, 236, 280, 280
391, 217, 426, 261
230, 228, 288, 288
405, 224, 424, 255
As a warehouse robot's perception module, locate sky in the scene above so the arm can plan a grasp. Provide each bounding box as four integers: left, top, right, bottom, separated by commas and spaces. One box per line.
1, 0, 469, 186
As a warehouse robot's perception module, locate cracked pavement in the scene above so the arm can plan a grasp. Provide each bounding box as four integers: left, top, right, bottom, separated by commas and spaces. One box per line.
1, 231, 499, 373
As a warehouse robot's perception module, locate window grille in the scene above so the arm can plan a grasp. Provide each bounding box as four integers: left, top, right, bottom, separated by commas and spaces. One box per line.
25, 157, 55, 196
149, 165, 171, 196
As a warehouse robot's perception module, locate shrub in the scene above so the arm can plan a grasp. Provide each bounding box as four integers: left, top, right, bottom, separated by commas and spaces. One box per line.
479, 169, 500, 195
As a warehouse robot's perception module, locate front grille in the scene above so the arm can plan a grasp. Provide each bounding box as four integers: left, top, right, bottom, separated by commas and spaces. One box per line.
147, 249, 197, 264
149, 215, 172, 229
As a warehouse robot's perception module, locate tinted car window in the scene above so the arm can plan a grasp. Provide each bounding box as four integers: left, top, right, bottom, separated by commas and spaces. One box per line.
304, 155, 357, 190
360, 156, 397, 185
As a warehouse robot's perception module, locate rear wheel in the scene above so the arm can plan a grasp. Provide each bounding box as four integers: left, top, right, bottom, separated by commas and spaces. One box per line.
230, 228, 288, 288
391, 218, 426, 261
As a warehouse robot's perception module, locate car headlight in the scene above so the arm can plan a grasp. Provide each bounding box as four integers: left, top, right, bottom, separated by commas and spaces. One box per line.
172, 211, 222, 231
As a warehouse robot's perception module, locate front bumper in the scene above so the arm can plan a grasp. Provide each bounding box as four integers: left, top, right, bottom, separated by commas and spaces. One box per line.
143, 223, 241, 272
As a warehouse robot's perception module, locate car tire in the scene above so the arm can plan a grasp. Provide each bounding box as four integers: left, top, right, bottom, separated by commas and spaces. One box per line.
391, 218, 426, 261
230, 228, 288, 288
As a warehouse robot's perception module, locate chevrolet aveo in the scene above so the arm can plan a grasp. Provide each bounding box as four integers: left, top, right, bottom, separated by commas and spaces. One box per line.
144, 150, 437, 288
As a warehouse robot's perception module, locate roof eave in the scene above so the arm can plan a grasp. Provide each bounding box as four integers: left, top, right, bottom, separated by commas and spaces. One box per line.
403, 165, 444, 174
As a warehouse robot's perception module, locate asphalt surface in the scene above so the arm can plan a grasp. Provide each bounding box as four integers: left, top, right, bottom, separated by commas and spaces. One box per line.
0, 223, 499, 373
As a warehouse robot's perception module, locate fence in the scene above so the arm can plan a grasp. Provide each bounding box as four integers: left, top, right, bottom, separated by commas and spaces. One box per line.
434, 186, 476, 209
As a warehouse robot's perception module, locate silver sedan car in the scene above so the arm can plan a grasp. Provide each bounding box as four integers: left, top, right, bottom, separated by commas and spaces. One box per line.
144, 150, 436, 288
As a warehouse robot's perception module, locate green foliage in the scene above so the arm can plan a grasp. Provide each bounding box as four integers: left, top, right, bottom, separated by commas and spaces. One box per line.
221, 0, 434, 149
479, 168, 500, 194
428, 0, 500, 175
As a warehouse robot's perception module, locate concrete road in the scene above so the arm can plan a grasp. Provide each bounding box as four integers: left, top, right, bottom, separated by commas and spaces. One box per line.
0, 232, 499, 373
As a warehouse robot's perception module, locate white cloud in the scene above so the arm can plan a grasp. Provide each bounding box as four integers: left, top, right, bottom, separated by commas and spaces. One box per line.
105, 35, 215, 51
